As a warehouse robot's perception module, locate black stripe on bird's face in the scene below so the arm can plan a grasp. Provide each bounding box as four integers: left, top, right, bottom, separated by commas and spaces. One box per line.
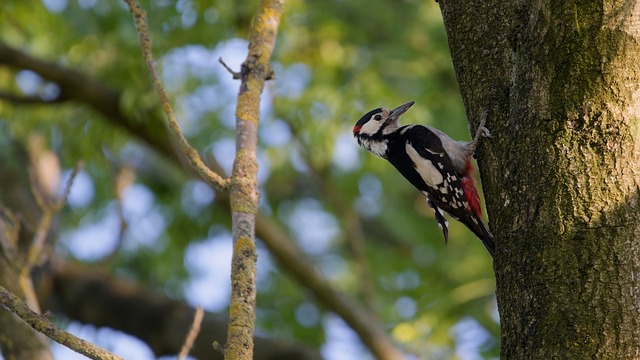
353, 107, 388, 137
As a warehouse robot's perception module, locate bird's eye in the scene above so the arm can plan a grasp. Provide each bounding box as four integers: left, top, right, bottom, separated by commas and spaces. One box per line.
373, 114, 382, 121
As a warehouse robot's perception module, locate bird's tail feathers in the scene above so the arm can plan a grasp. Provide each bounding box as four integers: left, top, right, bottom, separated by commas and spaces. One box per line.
469, 214, 495, 257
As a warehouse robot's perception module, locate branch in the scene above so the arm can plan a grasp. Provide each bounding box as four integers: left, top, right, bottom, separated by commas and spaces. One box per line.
178, 305, 204, 360
19, 160, 82, 314
39, 260, 322, 360
254, 214, 404, 360
0, 285, 123, 360
27, 160, 83, 269
283, 120, 379, 313
122, 1, 229, 192
0, 42, 402, 359
0, 42, 187, 173
0, 91, 64, 104
218, 58, 240, 79
221, 1, 285, 359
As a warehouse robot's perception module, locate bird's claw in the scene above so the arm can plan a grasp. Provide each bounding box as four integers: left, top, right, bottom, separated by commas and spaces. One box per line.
478, 125, 492, 138
475, 109, 492, 138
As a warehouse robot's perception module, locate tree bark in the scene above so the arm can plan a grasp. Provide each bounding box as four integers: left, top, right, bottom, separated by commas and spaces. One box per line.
223, 1, 284, 359
439, 0, 640, 358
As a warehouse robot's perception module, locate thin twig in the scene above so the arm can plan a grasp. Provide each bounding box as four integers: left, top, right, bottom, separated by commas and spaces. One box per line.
178, 305, 204, 360
56, 161, 84, 210
218, 58, 241, 79
23, 160, 84, 313
0, 285, 124, 360
27, 161, 83, 269
97, 165, 132, 264
122, 0, 229, 192
0, 205, 20, 265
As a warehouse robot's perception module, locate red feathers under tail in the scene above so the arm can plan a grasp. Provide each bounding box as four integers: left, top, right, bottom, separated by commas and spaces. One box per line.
462, 162, 481, 218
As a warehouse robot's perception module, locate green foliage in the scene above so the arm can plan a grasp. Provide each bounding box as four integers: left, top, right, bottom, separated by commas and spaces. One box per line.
1, 0, 498, 358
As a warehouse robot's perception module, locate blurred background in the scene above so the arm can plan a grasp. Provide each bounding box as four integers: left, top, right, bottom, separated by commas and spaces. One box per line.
0, 0, 497, 359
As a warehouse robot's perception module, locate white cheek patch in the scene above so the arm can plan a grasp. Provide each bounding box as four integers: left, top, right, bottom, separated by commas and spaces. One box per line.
359, 120, 383, 136
406, 143, 444, 187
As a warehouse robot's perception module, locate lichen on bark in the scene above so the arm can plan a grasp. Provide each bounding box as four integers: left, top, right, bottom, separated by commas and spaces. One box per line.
438, 0, 640, 358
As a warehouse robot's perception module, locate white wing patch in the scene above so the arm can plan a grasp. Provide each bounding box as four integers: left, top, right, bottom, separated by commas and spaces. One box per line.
400, 125, 415, 135
406, 142, 443, 187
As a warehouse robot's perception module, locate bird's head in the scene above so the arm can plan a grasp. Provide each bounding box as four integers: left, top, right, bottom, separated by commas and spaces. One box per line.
352, 101, 415, 139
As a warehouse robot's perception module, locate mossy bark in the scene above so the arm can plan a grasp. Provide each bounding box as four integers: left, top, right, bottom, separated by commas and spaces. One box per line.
439, 0, 640, 358
225, 1, 284, 359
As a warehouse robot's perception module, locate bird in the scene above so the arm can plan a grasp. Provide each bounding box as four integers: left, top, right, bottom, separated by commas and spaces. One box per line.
353, 101, 495, 257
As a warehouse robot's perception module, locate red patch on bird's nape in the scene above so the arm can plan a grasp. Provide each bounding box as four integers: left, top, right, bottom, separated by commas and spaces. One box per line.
353, 125, 362, 135
462, 162, 482, 218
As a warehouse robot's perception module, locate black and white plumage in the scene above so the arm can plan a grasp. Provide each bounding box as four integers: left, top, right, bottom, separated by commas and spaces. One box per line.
353, 101, 495, 257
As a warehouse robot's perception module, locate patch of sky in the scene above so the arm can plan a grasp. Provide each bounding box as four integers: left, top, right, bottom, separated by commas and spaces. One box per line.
15, 70, 42, 95
332, 131, 360, 172
273, 62, 311, 99
121, 184, 167, 250
289, 145, 310, 173
176, 0, 197, 28
259, 118, 292, 147
41, 0, 67, 13
52, 324, 154, 360
256, 150, 271, 185
62, 203, 120, 261
394, 296, 417, 319
280, 198, 339, 255
181, 180, 215, 217
395, 269, 421, 291
78, 0, 97, 9
322, 314, 374, 360
355, 173, 382, 218
183, 233, 232, 311
61, 169, 94, 209
317, 254, 347, 281
211, 137, 235, 175
452, 317, 494, 360
295, 302, 320, 328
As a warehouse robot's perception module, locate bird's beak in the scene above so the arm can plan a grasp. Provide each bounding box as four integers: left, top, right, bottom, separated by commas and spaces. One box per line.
389, 101, 415, 122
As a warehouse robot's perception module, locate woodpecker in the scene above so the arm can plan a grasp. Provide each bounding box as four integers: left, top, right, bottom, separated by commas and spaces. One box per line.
353, 101, 495, 257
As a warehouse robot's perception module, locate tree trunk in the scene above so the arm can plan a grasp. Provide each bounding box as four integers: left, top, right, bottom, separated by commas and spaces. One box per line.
438, 0, 640, 358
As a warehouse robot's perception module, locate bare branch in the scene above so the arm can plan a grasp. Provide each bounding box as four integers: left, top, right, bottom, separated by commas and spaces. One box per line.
0, 42, 185, 167
178, 305, 204, 360
0, 285, 124, 360
282, 120, 379, 313
0, 40, 401, 360
56, 161, 83, 210
221, 0, 285, 358
254, 214, 404, 359
218, 57, 241, 79
0, 91, 64, 104
41, 260, 322, 360
27, 160, 83, 271
0, 205, 20, 264
122, 0, 229, 192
